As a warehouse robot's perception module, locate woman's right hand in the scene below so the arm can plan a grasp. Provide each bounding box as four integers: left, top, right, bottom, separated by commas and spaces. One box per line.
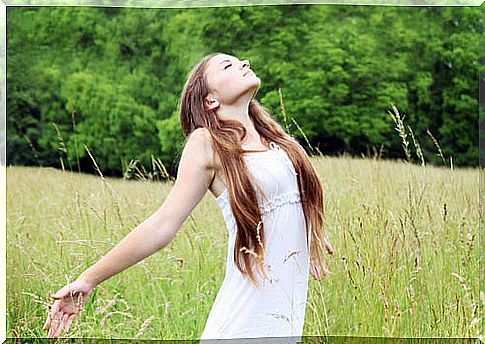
43, 278, 95, 338
309, 236, 334, 281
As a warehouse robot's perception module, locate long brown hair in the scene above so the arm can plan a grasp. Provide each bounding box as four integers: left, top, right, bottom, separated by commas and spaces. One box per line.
178, 52, 326, 290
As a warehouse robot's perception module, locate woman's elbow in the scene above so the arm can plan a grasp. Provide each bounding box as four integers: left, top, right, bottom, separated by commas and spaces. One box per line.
139, 215, 181, 251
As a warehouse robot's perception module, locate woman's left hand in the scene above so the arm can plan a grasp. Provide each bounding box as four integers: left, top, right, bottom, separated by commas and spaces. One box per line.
310, 236, 334, 281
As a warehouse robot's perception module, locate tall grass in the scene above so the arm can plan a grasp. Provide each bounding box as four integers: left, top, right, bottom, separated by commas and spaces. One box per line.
6, 102, 480, 339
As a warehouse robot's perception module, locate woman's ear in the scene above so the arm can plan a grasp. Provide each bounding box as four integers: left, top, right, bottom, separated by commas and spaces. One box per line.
205, 97, 219, 111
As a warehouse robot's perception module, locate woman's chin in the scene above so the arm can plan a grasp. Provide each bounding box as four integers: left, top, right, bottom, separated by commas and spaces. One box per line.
249, 78, 261, 90
250, 85, 260, 100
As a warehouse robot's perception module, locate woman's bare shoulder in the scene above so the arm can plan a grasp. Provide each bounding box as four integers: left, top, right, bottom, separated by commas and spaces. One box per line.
185, 127, 216, 169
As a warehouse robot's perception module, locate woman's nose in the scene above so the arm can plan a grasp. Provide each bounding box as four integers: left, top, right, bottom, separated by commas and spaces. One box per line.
241, 59, 250, 69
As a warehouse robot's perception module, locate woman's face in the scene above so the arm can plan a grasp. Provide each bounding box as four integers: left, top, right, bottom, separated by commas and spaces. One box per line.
204, 54, 261, 107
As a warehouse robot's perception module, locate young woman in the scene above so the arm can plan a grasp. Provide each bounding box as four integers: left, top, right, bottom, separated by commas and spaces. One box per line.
43, 52, 334, 340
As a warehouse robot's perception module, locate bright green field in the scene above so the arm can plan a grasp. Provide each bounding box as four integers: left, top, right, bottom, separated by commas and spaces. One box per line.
6, 156, 481, 339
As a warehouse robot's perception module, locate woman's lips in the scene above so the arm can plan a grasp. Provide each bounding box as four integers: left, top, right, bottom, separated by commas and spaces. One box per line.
244, 70, 253, 77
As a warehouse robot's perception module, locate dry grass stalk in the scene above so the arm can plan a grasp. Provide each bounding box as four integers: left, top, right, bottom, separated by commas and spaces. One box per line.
51, 122, 70, 173
84, 144, 125, 227
291, 117, 317, 156
278, 87, 290, 133
69, 98, 81, 173
95, 299, 116, 315
122, 156, 174, 182
278, 87, 321, 156
407, 124, 425, 167
134, 315, 155, 338
451, 272, 480, 337
387, 104, 411, 163
426, 129, 449, 168
100, 311, 133, 327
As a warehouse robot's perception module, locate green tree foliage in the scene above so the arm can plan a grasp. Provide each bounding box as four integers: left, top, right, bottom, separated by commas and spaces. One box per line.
6, 5, 480, 177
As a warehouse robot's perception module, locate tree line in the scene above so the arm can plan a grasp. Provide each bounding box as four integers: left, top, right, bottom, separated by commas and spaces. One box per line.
7, 5, 480, 177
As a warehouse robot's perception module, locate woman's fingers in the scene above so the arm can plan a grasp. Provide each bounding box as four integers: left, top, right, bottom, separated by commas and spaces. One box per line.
45, 301, 60, 335
309, 261, 321, 281
312, 261, 321, 280
49, 300, 60, 321
42, 312, 51, 331
323, 237, 334, 255
48, 311, 63, 338
65, 313, 75, 334
309, 237, 334, 281
310, 258, 332, 279
53, 313, 68, 338
321, 259, 331, 276
44, 280, 92, 338
47, 312, 59, 338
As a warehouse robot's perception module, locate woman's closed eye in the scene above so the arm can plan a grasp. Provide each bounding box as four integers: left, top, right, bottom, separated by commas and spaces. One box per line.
224, 64, 232, 70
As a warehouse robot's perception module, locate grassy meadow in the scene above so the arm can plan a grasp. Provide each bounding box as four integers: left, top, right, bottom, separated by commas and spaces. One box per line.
6, 149, 481, 340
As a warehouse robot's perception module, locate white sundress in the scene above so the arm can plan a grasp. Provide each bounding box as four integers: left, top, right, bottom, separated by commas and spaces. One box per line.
200, 142, 311, 343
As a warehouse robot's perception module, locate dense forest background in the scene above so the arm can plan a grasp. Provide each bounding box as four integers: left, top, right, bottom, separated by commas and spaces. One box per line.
6, 5, 480, 177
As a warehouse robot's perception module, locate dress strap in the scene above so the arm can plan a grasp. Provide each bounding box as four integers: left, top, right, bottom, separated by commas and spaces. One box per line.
268, 142, 298, 177
269, 142, 280, 151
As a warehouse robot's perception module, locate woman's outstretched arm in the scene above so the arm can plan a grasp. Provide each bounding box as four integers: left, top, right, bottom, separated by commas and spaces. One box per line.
43, 127, 215, 338
79, 128, 214, 287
